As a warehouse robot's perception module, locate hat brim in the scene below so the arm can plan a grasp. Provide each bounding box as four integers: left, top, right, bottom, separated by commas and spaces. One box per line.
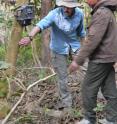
56, 1, 81, 8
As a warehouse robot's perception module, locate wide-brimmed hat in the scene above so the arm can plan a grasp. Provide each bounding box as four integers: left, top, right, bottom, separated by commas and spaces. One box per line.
56, 0, 81, 8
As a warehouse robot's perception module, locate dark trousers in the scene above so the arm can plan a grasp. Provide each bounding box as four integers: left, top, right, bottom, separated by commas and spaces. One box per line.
82, 62, 117, 123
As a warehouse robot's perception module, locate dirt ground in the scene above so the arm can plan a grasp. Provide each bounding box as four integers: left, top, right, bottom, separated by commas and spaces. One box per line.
0, 66, 111, 124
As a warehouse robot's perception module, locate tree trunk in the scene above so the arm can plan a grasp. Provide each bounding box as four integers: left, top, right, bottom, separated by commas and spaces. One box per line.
5, 0, 28, 76
40, 0, 52, 67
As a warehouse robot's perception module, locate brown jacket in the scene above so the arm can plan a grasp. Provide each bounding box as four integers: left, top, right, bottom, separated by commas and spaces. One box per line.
77, 0, 117, 65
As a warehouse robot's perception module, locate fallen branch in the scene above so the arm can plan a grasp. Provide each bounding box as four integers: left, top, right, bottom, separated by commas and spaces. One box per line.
38, 90, 47, 105
2, 92, 26, 124
13, 77, 27, 91
2, 69, 56, 124
12, 90, 47, 124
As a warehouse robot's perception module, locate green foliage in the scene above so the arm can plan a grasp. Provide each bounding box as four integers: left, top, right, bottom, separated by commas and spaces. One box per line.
0, 61, 11, 69
71, 108, 83, 118
38, 69, 57, 84
0, 46, 5, 60
94, 103, 105, 112
0, 10, 5, 23
38, 69, 47, 79
17, 29, 42, 66
0, 9, 13, 28
17, 46, 33, 66
0, 100, 10, 119
47, 75, 57, 84
6, 18, 13, 28
15, 114, 35, 124
0, 78, 8, 98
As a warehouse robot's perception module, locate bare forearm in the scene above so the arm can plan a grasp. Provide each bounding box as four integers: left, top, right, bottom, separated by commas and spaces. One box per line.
29, 26, 41, 38
19, 26, 41, 46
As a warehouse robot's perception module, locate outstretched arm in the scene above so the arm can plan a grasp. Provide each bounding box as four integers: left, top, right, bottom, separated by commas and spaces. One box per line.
19, 9, 55, 46
19, 26, 41, 46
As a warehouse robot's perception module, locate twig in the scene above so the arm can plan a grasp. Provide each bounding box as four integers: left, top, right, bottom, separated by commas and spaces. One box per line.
22, 66, 55, 72
38, 90, 47, 105
6, 76, 11, 99
2, 92, 26, 124
2, 72, 56, 124
13, 77, 27, 91
1, 71, 11, 99
27, 73, 56, 90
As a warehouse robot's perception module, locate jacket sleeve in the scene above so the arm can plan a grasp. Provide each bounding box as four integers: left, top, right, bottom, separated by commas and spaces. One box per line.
76, 8, 110, 65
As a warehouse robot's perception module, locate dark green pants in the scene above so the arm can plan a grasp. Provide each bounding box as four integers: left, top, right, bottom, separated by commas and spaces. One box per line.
82, 62, 117, 123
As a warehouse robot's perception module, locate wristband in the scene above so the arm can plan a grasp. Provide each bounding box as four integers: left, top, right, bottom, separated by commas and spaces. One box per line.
28, 35, 33, 41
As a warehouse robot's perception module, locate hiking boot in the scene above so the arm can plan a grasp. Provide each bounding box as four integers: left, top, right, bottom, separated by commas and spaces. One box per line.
75, 118, 92, 124
99, 118, 116, 124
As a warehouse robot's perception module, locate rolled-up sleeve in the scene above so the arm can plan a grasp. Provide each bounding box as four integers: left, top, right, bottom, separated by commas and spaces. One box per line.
36, 10, 55, 30
77, 13, 86, 38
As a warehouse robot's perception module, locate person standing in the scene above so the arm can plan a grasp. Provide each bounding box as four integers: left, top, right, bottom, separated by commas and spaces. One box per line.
69, 0, 117, 124
19, 0, 86, 109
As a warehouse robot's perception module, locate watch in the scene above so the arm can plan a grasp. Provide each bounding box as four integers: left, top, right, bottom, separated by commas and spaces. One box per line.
28, 35, 33, 41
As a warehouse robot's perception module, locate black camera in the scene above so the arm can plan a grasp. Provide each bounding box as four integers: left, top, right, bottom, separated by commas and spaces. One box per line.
15, 4, 35, 26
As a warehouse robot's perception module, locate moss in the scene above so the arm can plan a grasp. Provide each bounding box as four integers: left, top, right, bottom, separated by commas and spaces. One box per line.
0, 78, 8, 98
0, 99, 10, 119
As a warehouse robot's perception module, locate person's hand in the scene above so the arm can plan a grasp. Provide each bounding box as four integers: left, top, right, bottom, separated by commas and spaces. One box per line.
68, 60, 79, 73
19, 37, 31, 46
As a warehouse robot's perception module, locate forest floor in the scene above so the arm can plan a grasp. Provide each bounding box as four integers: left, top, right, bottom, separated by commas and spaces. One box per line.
0, 66, 111, 124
